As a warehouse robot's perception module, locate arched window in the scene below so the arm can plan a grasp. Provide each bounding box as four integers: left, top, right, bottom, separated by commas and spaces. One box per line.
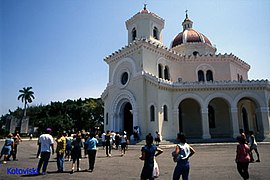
132, 28, 136, 41
153, 27, 159, 40
150, 105, 155, 121
158, 64, 163, 78
206, 70, 213, 81
193, 51, 199, 56
106, 113, 108, 125
163, 105, 168, 121
198, 70, 205, 82
164, 66, 170, 80
208, 105, 215, 128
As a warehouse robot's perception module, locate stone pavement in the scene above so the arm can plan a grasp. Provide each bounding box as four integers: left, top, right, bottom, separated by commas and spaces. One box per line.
0, 139, 269, 180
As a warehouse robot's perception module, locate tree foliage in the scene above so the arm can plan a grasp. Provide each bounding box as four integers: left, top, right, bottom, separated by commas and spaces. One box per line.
18, 87, 35, 117
1, 98, 104, 135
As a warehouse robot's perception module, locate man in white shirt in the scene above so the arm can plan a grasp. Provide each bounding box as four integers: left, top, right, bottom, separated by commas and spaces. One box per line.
37, 128, 54, 175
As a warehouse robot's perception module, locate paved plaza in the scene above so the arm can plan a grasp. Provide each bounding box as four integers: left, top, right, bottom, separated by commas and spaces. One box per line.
0, 139, 269, 180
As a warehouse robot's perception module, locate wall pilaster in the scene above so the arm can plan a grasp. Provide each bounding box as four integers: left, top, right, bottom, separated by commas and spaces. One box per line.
201, 108, 211, 139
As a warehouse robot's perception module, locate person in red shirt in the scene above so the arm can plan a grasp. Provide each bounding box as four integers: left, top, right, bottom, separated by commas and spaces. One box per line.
235, 136, 251, 180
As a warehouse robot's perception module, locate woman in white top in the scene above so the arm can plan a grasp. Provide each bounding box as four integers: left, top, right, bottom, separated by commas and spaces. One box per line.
172, 133, 195, 180
248, 131, 260, 162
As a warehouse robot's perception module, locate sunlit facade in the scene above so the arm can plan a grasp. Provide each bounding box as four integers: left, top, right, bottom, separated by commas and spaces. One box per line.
102, 6, 270, 140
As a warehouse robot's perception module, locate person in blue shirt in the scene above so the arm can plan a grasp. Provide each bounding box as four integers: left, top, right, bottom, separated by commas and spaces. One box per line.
0, 133, 14, 164
140, 134, 163, 180
85, 132, 98, 172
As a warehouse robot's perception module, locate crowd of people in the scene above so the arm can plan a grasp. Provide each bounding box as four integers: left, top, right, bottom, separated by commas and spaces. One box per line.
0, 128, 262, 179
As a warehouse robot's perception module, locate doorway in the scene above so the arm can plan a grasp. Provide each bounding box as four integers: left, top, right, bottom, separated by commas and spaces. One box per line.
123, 102, 133, 137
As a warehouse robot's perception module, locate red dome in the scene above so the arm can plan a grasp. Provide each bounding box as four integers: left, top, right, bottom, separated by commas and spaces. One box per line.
171, 29, 212, 48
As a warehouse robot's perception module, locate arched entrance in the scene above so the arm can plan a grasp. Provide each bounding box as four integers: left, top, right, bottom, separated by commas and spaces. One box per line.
208, 98, 231, 138
178, 98, 202, 138
122, 102, 133, 137
237, 98, 259, 135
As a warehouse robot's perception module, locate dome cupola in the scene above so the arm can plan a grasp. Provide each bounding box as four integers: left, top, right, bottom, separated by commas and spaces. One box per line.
171, 11, 216, 56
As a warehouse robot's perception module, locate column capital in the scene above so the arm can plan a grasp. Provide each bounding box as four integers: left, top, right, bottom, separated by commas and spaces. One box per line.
201, 108, 208, 114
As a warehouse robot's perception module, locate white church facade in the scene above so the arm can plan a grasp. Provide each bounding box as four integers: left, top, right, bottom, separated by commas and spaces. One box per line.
101, 6, 270, 140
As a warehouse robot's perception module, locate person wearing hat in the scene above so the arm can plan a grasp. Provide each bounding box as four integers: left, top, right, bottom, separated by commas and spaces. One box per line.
37, 128, 54, 175
0, 133, 14, 164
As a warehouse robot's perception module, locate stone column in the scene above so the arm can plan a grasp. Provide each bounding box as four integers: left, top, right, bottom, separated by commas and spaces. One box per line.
230, 107, 239, 138
173, 109, 179, 139
201, 108, 211, 139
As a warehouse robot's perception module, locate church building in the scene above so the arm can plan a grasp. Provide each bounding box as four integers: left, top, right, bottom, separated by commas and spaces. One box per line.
101, 6, 270, 140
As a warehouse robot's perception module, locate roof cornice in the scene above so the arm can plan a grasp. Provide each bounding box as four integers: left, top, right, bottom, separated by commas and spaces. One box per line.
143, 71, 269, 91
104, 39, 250, 71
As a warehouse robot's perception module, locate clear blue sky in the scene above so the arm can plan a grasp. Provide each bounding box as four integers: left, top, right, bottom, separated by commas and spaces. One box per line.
1, 0, 270, 116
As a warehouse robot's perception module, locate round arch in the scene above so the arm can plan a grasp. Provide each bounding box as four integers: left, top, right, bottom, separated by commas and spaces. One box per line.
233, 92, 264, 108
234, 92, 263, 136
111, 57, 137, 84
204, 93, 232, 107
109, 90, 138, 134
208, 97, 231, 138
173, 93, 204, 111
178, 98, 202, 138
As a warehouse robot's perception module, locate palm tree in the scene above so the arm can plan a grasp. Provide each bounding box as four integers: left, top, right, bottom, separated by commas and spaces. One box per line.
18, 87, 35, 117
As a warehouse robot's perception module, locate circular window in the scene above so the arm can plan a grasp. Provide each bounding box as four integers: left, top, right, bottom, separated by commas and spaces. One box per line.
121, 72, 129, 85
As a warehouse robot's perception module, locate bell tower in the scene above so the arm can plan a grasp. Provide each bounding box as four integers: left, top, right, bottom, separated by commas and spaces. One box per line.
125, 4, 165, 44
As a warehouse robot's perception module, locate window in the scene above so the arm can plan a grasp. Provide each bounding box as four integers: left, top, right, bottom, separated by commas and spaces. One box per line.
121, 72, 129, 85
153, 27, 159, 40
193, 51, 199, 56
206, 70, 213, 81
132, 28, 136, 41
208, 105, 216, 128
198, 70, 205, 82
106, 113, 108, 125
163, 105, 168, 121
150, 105, 155, 121
158, 64, 163, 78
164, 66, 170, 80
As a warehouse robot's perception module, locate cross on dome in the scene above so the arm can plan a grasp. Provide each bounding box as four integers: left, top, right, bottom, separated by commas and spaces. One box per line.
144, 3, 147, 10
140, 3, 149, 13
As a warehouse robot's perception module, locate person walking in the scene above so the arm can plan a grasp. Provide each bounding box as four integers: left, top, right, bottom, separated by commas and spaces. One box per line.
105, 131, 112, 157
56, 132, 66, 173
9, 131, 22, 161
120, 131, 128, 156
239, 129, 247, 144
101, 131, 106, 150
37, 128, 54, 175
0, 133, 14, 164
139, 134, 163, 180
85, 132, 98, 172
248, 131, 260, 162
70, 133, 83, 173
154, 131, 161, 146
115, 132, 121, 150
65, 133, 72, 161
235, 136, 251, 180
172, 133, 195, 180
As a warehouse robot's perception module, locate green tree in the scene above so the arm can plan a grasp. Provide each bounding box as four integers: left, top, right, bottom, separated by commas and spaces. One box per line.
17, 87, 35, 117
